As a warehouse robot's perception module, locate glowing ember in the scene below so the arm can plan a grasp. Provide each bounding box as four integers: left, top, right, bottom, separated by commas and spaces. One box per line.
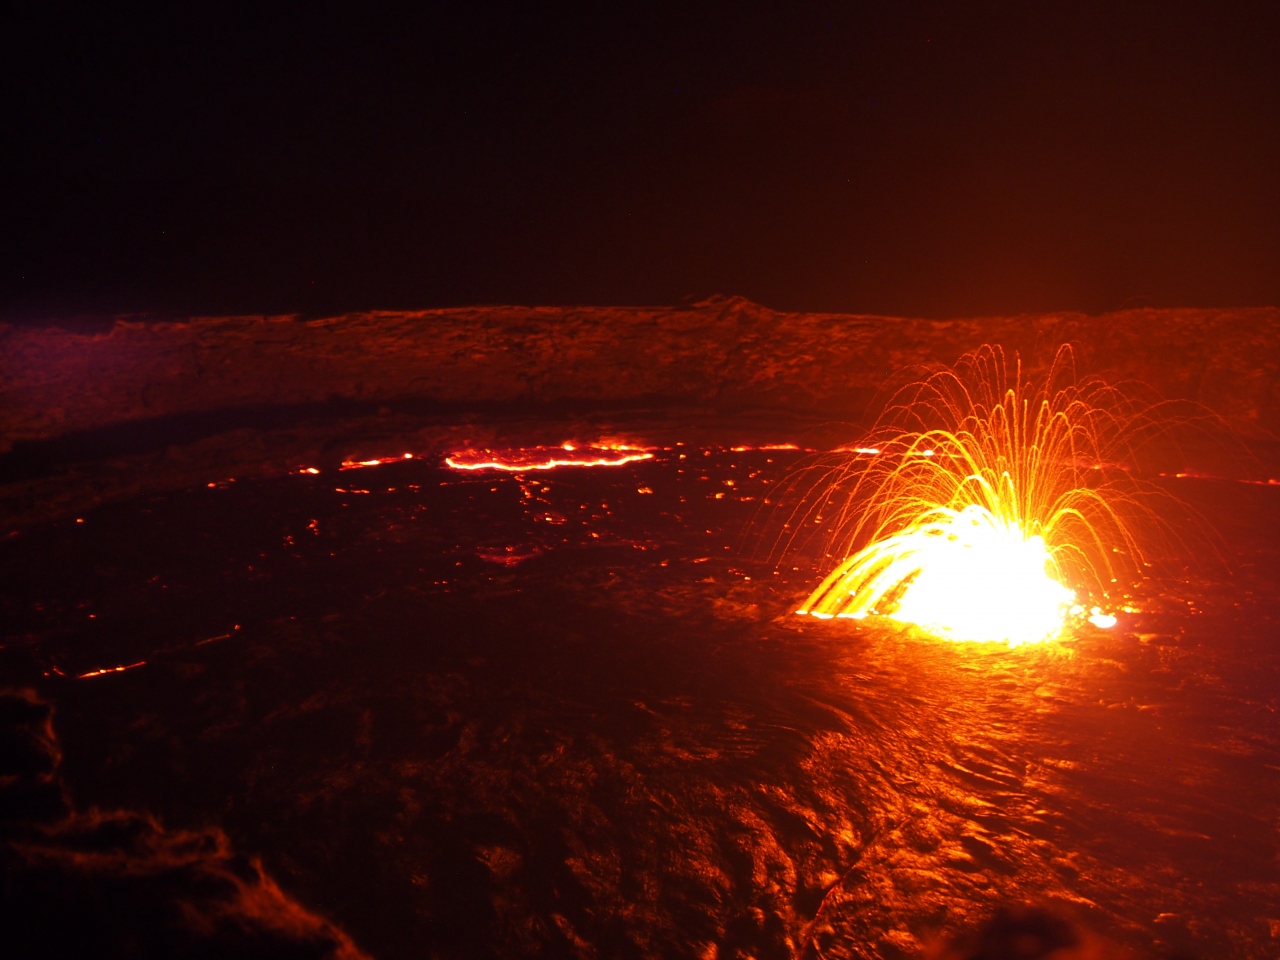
793, 346, 1161, 647
445, 443, 654, 472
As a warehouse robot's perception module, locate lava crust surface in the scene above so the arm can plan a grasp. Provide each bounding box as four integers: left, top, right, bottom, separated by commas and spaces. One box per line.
2, 438, 1278, 958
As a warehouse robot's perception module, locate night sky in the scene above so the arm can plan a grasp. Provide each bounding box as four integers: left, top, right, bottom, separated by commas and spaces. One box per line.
3, 1, 1279, 321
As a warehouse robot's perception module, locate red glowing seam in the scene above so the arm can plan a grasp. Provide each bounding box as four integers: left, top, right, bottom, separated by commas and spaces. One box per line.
1159, 471, 1280, 486
195, 625, 242, 646
552, 442, 656, 457
77, 660, 146, 679
339, 453, 415, 470
729, 443, 804, 452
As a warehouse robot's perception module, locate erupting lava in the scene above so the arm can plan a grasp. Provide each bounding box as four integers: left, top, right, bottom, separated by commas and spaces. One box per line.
794, 346, 1161, 647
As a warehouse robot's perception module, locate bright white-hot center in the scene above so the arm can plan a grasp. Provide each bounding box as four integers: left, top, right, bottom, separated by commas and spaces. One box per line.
883, 505, 1075, 646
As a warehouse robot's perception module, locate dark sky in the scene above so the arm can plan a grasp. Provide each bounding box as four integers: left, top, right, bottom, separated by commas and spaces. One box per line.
3, 1, 1279, 320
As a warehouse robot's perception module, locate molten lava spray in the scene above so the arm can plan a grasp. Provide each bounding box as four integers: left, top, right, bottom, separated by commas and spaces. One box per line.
795, 346, 1161, 647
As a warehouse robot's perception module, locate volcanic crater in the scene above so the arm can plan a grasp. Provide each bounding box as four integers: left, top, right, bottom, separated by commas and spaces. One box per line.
3, 299, 1280, 959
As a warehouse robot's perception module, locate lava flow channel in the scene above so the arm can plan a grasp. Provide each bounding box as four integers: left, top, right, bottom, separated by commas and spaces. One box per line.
793, 345, 1170, 647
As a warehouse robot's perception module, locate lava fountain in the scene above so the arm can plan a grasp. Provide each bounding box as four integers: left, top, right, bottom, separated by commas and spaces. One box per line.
793, 345, 1173, 647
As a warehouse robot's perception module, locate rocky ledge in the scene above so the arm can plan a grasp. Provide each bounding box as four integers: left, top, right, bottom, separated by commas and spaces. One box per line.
4, 298, 1280, 451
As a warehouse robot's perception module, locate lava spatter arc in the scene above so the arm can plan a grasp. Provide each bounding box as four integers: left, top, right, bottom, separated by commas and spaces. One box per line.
793, 345, 1170, 648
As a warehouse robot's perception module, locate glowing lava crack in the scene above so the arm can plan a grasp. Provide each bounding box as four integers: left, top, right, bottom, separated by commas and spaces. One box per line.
445, 442, 654, 472
792, 346, 1164, 648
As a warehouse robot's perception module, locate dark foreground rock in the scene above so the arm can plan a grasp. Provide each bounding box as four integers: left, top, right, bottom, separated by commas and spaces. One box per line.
0, 690, 370, 959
